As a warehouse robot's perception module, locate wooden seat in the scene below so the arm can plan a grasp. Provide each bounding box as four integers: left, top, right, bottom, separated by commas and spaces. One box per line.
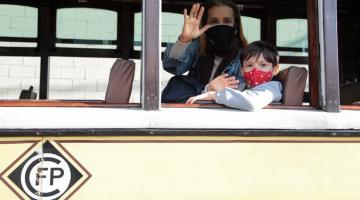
105, 59, 136, 103
274, 66, 308, 106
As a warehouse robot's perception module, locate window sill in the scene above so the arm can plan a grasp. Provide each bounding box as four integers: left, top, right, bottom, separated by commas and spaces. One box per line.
161, 102, 316, 110
0, 100, 141, 108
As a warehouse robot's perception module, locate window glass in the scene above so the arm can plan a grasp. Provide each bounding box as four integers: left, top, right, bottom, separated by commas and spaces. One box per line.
0, 56, 40, 99
0, 4, 37, 47
338, 7, 360, 105
277, 19, 308, 57
56, 8, 117, 49
48, 57, 140, 102
134, 12, 182, 92
241, 16, 260, 43
134, 12, 182, 50
160, 12, 184, 44
134, 13, 261, 49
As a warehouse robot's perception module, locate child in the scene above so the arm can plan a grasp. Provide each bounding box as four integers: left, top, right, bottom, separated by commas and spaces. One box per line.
186, 40, 282, 111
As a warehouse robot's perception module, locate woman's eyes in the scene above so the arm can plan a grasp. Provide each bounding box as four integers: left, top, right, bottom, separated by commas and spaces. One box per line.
207, 19, 233, 25
208, 20, 218, 25
223, 19, 233, 25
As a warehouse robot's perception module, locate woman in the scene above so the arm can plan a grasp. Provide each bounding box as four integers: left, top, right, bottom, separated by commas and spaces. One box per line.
162, 0, 248, 103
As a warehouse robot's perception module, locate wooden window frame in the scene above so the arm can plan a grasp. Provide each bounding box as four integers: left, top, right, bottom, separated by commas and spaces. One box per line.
0, 0, 356, 111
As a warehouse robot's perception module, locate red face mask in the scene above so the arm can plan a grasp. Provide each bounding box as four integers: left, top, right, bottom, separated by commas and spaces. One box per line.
243, 68, 273, 87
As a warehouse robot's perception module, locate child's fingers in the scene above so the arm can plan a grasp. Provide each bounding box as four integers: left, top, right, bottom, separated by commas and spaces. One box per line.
226, 76, 236, 81
221, 73, 229, 78
186, 97, 195, 104
228, 85, 239, 89
229, 79, 240, 84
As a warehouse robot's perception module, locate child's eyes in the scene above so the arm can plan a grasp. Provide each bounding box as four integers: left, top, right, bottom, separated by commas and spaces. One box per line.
245, 64, 253, 68
261, 63, 271, 67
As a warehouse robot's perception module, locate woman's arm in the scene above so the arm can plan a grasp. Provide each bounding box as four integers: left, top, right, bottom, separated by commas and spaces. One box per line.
215, 81, 282, 111
162, 3, 210, 75
162, 40, 199, 75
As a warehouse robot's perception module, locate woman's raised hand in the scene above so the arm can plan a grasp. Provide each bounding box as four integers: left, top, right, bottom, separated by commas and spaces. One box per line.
180, 3, 210, 43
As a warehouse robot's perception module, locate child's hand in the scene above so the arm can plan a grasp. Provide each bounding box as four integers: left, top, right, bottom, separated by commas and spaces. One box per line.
208, 74, 239, 92
186, 91, 216, 104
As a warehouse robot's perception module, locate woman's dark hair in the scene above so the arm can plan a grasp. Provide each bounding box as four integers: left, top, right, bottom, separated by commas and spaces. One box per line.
198, 0, 248, 76
240, 41, 279, 67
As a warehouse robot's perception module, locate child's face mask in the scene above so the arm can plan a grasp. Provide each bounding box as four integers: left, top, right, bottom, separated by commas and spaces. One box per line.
242, 54, 276, 87
205, 24, 237, 56
243, 68, 273, 87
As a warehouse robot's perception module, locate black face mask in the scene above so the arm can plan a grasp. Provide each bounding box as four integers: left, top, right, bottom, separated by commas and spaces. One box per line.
204, 25, 237, 56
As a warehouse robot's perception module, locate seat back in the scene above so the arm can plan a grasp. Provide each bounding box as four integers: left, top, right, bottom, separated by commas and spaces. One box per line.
275, 66, 308, 106
105, 59, 136, 103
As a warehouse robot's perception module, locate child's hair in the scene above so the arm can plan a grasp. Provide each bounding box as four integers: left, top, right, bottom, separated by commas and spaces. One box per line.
240, 41, 279, 67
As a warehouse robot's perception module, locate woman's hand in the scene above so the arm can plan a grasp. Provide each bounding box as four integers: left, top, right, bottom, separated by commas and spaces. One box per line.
180, 3, 210, 43
186, 91, 216, 104
208, 74, 240, 92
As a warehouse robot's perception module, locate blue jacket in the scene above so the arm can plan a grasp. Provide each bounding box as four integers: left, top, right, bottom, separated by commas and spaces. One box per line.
162, 40, 246, 90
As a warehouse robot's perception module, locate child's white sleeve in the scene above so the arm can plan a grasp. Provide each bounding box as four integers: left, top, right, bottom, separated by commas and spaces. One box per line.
215, 81, 282, 111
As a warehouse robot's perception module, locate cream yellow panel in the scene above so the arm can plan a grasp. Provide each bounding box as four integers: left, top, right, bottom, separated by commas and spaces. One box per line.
2, 136, 360, 200
52, 137, 360, 200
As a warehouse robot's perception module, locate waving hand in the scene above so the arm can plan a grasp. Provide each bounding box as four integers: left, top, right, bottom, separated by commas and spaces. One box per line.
180, 3, 210, 43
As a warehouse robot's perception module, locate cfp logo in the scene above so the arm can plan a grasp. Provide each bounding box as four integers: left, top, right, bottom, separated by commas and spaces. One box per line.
21, 153, 71, 200
3, 141, 84, 200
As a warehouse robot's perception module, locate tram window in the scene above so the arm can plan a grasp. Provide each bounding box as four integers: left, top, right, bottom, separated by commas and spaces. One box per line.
276, 19, 309, 96
134, 12, 261, 93
338, 6, 360, 106
276, 19, 308, 57
134, 12, 183, 51
134, 13, 260, 49
47, 57, 140, 102
0, 4, 37, 47
134, 12, 183, 92
241, 16, 260, 43
48, 8, 141, 102
0, 56, 40, 99
134, 12, 141, 50
56, 8, 117, 49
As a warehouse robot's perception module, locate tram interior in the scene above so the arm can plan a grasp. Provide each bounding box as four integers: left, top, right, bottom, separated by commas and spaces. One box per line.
0, 0, 359, 107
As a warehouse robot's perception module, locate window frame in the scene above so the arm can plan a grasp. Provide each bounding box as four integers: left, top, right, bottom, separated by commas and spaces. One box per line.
0, 0, 354, 111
